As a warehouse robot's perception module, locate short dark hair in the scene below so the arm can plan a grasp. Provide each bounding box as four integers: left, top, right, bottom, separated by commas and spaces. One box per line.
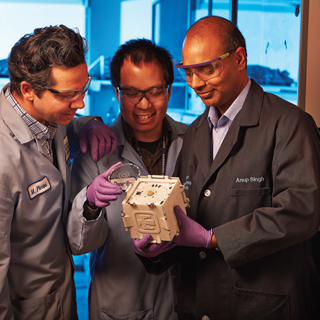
8, 24, 88, 96
110, 38, 174, 88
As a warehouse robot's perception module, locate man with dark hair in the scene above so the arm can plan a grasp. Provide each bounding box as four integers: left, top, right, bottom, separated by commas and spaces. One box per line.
68, 38, 188, 319
132, 16, 320, 319
9, 25, 88, 97
0, 25, 115, 319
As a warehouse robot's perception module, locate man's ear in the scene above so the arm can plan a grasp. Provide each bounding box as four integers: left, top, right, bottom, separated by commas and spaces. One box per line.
234, 47, 247, 70
20, 81, 36, 102
114, 86, 120, 102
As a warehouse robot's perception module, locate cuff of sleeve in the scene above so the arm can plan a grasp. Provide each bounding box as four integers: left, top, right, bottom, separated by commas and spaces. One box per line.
83, 200, 101, 220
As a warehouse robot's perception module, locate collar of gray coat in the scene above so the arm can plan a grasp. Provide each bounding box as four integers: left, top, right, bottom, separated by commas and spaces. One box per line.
0, 83, 36, 144
195, 79, 262, 130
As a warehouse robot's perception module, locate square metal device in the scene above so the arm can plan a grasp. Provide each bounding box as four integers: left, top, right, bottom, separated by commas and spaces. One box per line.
121, 175, 190, 243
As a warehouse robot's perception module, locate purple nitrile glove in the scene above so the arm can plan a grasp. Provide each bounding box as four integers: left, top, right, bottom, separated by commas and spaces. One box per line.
87, 162, 123, 208
132, 234, 176, 258
173, 205, 213, 249
80, 119, 118, 161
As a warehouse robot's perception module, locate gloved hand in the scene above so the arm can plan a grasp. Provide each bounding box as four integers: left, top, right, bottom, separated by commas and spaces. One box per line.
173, 205, 213, 249
132, 234, 176, 258
80, 119, 117, 161
87, 162, 123, 208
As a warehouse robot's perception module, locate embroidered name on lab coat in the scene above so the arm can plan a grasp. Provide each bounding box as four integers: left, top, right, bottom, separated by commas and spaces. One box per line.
236, 176, 265, 183
28, 176, 51, 199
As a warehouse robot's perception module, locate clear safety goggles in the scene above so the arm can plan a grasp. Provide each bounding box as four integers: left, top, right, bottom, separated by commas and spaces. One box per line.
175, 50, 236, 82
117, 86, 169, 104
42, 74, 92, 102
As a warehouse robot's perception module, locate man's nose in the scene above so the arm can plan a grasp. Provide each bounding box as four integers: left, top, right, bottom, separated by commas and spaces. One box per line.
136, 94, 151, 109
190, 72, 206, 89
70, 94, 85, 109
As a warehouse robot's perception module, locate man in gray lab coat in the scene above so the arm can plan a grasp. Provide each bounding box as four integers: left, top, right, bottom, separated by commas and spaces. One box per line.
0, 25, 115, 319
68, 39, 188, 319
132, 16, 320, 319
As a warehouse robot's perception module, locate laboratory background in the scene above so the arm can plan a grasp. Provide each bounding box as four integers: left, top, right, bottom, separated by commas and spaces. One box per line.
0, 0, 319, 319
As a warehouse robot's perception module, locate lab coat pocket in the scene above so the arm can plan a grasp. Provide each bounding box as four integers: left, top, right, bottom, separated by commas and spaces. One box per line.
233, 286, 289, 320
101, 307, 154, 320
11, 288, 63, 320
229, 187, 271, 217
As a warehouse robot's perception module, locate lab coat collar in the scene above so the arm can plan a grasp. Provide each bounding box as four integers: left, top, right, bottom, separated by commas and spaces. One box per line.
193, 79, 264, 184
0, 83, 35, 144
238, 79, 263, 128
110, 113, 186, 176
196, 79, 262, 130
205, 79, 264, 184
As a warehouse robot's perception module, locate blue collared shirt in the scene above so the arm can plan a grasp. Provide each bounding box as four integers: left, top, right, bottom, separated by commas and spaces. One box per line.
5, 86, 58, 162
208, 79, 251, 160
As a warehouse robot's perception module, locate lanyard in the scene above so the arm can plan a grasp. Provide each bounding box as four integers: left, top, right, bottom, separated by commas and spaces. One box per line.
136, 134, 166, 176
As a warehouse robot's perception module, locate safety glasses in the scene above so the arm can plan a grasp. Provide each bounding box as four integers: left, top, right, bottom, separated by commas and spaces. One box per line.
117, 86, 169, 104
175, 50, 236, 82
42, 74, 92, 101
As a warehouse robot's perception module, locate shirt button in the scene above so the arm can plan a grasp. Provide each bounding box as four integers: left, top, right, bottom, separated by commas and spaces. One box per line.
202, 316, 210, 320
204, 189, 211, 197
199, 251, 206, 259
170, 268, 177, 276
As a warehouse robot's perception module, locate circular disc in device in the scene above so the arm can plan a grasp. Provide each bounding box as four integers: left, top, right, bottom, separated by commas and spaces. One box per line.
108, 163, 141, 191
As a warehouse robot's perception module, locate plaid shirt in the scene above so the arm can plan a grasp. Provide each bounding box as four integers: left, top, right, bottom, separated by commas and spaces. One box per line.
5, 86, 58, 162
122, 116, 173, 175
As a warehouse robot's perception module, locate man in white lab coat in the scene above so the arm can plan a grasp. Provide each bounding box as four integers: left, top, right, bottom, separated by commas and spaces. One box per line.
0, 24, 115, 319
68, 39, 188, 319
